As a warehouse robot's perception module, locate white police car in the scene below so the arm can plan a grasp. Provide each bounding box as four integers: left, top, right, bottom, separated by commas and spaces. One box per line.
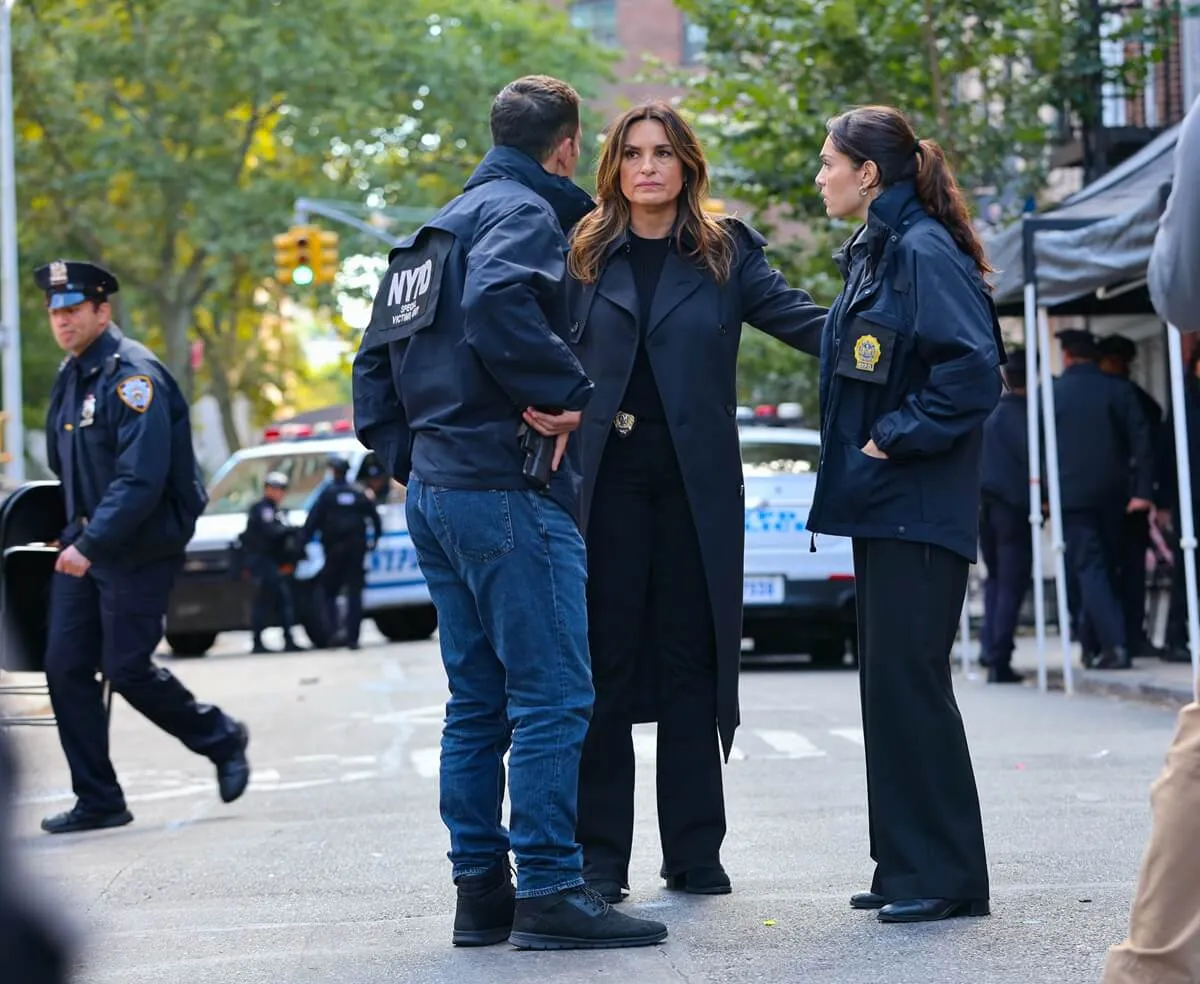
738, 405, 856, 665
164, 419, 434, 656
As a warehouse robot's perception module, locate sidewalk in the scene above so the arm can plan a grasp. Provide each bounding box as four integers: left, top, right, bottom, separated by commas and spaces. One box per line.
1000, 633, 1198, 707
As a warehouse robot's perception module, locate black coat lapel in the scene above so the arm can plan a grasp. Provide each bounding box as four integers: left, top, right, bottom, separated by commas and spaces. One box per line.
596, 252, 638, 323
647, 249, 705, 335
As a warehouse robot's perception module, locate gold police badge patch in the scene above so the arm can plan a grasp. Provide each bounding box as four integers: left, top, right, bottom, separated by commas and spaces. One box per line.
854, 334, 882, 372
116, 375, 154, 413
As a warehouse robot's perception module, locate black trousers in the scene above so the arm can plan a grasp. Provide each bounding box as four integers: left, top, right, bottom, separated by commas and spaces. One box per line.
1063, 509, 1126, 653
322, 546, 367, 646
853, 537, 990, 902
577, 421, 725, 885
44, 558, 242, 813
1119, 511, 1151, 651
979, 500, 1032, 669
249, 558, 295, 644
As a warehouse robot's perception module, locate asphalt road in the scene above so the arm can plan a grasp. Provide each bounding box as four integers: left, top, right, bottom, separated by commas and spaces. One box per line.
4, 629, 1179, 984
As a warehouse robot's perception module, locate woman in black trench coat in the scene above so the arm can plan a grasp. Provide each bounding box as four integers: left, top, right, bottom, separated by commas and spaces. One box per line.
522, 103, 826, 902
807, 105, 1004, 923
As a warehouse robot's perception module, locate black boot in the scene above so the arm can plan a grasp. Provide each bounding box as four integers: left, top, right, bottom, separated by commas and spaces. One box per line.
987, 665, 1025, 684
41, 804, 133, 835
509, 885, 667, 950
216, 722, 251, 803
251, 636, 270, 654
453, 861, 515, 946
1093, 646, 1132, 670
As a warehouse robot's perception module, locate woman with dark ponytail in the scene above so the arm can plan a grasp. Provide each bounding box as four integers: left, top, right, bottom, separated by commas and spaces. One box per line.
807, 105, 1005, 923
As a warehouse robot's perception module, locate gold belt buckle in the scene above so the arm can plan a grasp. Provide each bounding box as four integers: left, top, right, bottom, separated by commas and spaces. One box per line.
613, 411, 636, 437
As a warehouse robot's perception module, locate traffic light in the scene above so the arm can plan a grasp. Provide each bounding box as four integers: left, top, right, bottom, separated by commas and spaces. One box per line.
291, 227, 315, 286
273, 230, 300, 285
273, 226, 317, 286
312, 229, 340, 285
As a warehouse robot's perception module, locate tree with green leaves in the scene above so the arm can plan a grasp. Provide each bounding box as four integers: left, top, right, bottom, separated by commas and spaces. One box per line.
13, 0, 613, 445
673, 0, 1177, 419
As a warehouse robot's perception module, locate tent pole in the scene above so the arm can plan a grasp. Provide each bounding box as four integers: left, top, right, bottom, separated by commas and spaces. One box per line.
1037, 306, 1075, 695
1166, 323, 1200, 699
1024, 282, 1049, 692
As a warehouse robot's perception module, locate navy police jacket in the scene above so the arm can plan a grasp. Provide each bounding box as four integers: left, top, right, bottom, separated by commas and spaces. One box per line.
46, 324, 209, 569
806, 181, 1005, 562
981, 393, 1035, 512
1053, 362, 1153, 512
352, 146, 596, 522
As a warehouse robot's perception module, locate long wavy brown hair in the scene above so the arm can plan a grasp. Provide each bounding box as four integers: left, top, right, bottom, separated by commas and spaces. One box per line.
569, 102, 734, 285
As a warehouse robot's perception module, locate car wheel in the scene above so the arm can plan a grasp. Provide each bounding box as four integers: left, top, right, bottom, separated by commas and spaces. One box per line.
166, 632, 216, 658
374, 606, 438, 643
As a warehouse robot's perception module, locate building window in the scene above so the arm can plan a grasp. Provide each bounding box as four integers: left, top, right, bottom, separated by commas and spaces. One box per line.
683, 15, 708, 65
569, 0, 618, 48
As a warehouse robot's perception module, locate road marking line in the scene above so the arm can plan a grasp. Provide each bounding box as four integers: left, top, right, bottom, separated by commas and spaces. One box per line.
411, 748, 440, 779
338, 755, 378, 765
250, 769, 282, 783
756, 730, 827, 759
829, 728, 865, 746
292, 754, 339, 763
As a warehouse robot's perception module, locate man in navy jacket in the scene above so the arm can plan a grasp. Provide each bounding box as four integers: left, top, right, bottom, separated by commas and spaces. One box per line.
352, 76, 666, 952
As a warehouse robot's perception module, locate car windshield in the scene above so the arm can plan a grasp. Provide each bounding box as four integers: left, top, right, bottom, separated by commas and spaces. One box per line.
205, 452, 334, 516
740, 440, 821, 475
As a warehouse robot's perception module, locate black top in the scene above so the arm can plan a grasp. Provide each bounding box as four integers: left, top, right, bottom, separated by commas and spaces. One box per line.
621, 231, 671, 421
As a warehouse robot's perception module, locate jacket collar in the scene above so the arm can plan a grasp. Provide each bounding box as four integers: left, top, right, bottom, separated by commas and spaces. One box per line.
71, 323, 123, 376
833, 180, 927, 279
465, 146, 596, 235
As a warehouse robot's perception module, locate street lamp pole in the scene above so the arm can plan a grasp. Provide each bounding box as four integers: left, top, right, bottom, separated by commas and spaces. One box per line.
0, 0, 22, 482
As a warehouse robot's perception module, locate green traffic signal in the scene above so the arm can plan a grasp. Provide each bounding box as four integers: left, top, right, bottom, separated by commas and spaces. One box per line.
292, 265, 314, 286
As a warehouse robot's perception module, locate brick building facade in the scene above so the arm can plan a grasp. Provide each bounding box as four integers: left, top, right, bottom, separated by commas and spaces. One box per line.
545, 0, 703, 112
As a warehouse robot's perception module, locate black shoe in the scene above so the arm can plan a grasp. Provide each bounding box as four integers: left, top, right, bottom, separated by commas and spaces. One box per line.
509, 885, 668, 950
453, 861, 515, 946
251, 639, 270, 654
283, 639, 302, 653
987, 665, 1025, 684
1137, 641, 1168, 660
1161, 646, 1192, 664
662, 864, 732, 895
878, 898, 990, 923
1092, 646, 1132, 670
216, 721, 251, 803
586, 878, 628, 905
41, 805, 133, 835
850, 891, 886, 910
1081, 648, 1101, 669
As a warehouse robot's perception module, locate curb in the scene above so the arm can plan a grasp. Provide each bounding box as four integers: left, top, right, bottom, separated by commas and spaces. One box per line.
1036, 667, 1194, 709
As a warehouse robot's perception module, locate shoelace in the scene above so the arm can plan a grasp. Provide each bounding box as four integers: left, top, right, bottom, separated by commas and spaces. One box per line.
577, 884, 613, 913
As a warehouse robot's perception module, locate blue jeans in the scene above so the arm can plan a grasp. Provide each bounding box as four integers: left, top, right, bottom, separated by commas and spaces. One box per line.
405, 475, 593, 898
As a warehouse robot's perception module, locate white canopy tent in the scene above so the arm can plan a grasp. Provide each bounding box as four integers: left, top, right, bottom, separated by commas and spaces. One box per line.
981, 124, 1199, 693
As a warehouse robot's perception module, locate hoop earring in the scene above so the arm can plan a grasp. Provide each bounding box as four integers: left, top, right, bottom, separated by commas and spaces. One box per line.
859, 187, 869, 197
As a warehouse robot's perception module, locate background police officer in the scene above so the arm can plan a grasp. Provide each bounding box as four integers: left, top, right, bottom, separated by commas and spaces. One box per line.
1054, 329, 1154, 669
1098, 333, 1171, 658
241, 471, 301, 654
302, 455, 381, 650
36, 259, 250, 835
979, 351, 1037, 683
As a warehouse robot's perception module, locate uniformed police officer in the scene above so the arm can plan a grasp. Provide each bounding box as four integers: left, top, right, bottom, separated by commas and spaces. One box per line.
241, 471, 302, 654
36, 259, 250, 835
979, 351, 1036, 683
302, 455, 382, 650
1054, 329, 1154, 670
1097, 333, 1170, 658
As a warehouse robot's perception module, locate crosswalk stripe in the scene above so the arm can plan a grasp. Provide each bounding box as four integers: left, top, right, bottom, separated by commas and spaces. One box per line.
756, 730, 827, 759
829, 727, 865, 747
411, 748, 440, 779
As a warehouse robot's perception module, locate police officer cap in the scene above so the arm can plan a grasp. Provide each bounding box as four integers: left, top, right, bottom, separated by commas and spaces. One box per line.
326, 454, 350, 474
264, 471, 289, 489
32, 259, 120, 311
1056, 328, 1100, 359
1097, 334, 1137, 362
361, 459, 385, 479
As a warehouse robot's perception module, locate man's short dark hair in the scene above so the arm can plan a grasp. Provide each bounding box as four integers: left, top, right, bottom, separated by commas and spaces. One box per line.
490, 75, 580, 163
